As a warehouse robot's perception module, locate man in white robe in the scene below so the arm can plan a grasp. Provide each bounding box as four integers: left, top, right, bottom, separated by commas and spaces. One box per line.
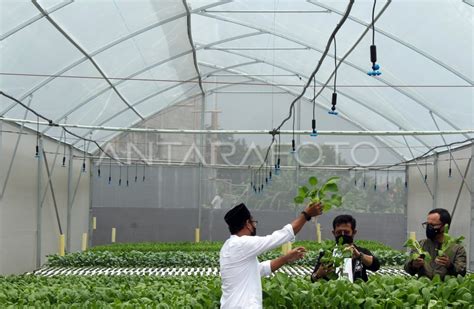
219, 202, 322, 309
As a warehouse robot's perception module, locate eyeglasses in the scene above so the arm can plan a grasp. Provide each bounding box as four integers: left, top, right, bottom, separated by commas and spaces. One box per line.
250, 220, 258, 227
421, 222, 443, 229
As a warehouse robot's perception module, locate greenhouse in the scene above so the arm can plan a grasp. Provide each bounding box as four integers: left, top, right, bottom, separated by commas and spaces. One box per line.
0, 0, 473, 307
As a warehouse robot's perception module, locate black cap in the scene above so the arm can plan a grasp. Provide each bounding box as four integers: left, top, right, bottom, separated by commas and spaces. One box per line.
224, 203, 251, 228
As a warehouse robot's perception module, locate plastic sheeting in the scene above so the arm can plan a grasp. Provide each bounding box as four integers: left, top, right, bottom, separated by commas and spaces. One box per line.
0, 0, 472, 159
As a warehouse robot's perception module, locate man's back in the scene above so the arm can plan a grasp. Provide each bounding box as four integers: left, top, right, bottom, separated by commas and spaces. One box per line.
220, 236, 263, 309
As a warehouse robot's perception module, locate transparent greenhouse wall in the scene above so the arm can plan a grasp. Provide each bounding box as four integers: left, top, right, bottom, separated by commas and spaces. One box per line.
91, 162, 407, 249
407, 144, 473, 271
0, 121, 90, 275
89, 93, 408, 249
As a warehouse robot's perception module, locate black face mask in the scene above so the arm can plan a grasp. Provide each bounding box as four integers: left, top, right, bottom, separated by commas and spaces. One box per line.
251, 227, 257, 236
336, 234, 353, 245
248, 223, 257, 236
426, 225, 442, 240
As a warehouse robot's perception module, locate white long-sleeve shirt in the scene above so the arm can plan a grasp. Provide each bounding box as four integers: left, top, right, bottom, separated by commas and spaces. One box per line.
219, 224, 295, 309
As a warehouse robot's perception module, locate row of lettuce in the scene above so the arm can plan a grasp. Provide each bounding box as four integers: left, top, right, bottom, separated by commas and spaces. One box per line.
89, 240, 394, 253
1, 274, 472, 308
46, 240, 406, 268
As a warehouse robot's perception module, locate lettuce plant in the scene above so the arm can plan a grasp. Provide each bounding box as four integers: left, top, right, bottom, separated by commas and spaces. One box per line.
294, 176, 343, 212
403, 238, 431, 263
438, 225, 464, 257
318, 238, 352, 280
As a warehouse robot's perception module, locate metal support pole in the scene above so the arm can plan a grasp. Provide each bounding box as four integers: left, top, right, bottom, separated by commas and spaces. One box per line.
1, 96, 33, 200
88, 160, 94, 249
197, 94, 206, 239
66, 145, 73, 252
404, 165, 409, 241
451, 158, 472, 220
433, 153, 439, 209
36, 137, 43, 268
470, 144, 474, 271
295, 99, 301, 216
2, 117, 473, 136
42, 149, 63, 235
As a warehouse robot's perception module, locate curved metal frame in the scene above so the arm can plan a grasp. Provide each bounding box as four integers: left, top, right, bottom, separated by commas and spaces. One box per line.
206, 48, 432, 150
197, 11, 471, 140
69, 61, 260, 146
1, 0, 471, 152
80, 61, 407, 161
0, 0, 73, 41
38, 31, 262, 135
31, 0, 144, 120
308, 0, 473, 85
0, 0, 232, 116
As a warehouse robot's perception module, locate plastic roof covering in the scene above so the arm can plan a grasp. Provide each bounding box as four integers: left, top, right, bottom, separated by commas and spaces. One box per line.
0, 0, 472, 160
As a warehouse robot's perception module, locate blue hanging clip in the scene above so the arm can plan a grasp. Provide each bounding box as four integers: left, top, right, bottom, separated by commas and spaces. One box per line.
367, 63, 381, 76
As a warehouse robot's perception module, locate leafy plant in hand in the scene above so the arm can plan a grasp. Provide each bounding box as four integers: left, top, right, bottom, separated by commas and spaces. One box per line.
294, 176, 343, 212
318, 237, 353, 280
438, 225, 464, 258
403, 238, 431, 263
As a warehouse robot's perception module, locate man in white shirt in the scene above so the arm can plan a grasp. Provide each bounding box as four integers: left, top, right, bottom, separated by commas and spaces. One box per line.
219, 202, 322, 309
211, 194, 223, 209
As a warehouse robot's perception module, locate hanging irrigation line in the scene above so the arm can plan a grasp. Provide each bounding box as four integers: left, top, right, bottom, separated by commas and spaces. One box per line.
402, 135, 434, 198
252, 0, 361, 193
429, 111, 472, 193
311, 0, 391, 106
0, 91, 131, 166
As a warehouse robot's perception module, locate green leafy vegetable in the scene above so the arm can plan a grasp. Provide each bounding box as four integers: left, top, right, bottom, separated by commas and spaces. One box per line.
438, 225, 464, 257
294, 176, 343, 212
3, 274, 472, 307
403, 238, 432, 263
318, 238, 353, 280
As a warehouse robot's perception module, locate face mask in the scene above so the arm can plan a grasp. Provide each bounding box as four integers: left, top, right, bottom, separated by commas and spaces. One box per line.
426, 225, 442, 240
336, 234, 353, 245
247, 222, 257, 236
250, 227, 257, 236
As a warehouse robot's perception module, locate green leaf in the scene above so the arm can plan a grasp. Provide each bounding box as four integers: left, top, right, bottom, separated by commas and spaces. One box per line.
298, 186, 309, 197
322, 203, 332, 212
308, 177, 318, 186
330, 195, 343, 206
294, 196, 305, 204
325, 176, 340, 184
322, 183, 338, 192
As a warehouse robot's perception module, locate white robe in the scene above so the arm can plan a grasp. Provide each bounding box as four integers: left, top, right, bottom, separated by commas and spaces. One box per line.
219, 224, 295, 309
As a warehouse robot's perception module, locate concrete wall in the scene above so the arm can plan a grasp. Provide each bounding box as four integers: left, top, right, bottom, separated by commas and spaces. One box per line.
91, 207, 406, 250
0, 122, 90, 275
407, 144, 472, 270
